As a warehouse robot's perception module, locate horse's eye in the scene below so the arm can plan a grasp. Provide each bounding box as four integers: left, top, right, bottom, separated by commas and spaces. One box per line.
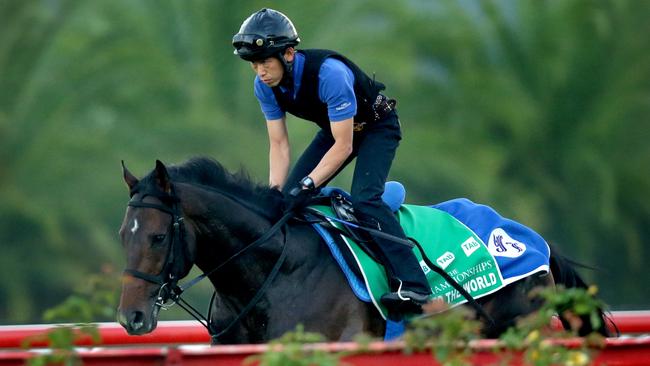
151, 234, 167, 245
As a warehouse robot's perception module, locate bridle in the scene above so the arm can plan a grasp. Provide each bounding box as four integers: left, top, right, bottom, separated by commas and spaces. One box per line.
123, 185, 188, 307
122, 183, 293, 343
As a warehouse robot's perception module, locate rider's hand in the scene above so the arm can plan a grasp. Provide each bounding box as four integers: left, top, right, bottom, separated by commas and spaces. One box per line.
284, 184, 316, 213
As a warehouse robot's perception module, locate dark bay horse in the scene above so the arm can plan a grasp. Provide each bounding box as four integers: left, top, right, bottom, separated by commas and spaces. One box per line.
117, 157, 610, 343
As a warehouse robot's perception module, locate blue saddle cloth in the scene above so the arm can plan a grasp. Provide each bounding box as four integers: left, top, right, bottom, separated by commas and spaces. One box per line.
431, 198, 550, 285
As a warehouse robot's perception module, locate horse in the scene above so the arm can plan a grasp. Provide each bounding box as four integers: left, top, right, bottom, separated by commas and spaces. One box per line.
116, 157, 611, 344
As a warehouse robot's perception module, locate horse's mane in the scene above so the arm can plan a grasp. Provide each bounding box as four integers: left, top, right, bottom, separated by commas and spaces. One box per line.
146, 156, 284, 219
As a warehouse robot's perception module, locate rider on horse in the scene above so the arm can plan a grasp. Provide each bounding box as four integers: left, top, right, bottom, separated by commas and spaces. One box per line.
232, 8, 432, 313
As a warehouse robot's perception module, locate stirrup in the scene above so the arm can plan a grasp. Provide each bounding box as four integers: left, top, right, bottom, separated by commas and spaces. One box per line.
380, 281, 430, 314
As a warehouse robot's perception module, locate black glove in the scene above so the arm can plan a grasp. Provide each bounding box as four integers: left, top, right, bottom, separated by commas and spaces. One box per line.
284, 186, 316, 213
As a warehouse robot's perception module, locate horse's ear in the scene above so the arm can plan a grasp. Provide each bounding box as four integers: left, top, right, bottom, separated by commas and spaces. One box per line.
154, 159, 172, 194
121, 160, 139, 190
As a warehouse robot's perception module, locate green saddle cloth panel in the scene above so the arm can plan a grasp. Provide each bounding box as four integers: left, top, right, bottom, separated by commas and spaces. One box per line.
313, 204, 505, 320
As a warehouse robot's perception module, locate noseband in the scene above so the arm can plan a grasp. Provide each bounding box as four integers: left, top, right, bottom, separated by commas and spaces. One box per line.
124, 186, 188, 307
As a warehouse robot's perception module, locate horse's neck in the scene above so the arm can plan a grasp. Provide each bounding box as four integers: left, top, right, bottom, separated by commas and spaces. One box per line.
177, 184, 282, 290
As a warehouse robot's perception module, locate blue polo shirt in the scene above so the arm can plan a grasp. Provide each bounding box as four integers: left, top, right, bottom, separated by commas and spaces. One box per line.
254, 52, 357, 123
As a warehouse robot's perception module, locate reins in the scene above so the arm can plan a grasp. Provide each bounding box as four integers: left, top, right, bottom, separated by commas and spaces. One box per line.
178, 211, 293, 343
171, 221, 291, 343
179, 212, 293, 294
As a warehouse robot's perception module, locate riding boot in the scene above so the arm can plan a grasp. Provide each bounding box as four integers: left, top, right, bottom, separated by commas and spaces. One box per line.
356, 215, 432, 314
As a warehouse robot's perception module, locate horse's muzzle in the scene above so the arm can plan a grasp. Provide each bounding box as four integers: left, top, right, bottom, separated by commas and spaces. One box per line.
117, 306, 159, 335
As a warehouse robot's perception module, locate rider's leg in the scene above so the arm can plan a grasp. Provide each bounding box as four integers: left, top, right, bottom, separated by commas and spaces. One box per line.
349, 114, 432, 303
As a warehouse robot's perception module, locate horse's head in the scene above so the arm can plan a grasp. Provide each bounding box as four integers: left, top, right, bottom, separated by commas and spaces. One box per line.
117, 160, 197, 335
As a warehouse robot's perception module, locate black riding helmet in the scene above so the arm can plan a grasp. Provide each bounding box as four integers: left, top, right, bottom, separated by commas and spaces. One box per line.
232, 8, 300, 62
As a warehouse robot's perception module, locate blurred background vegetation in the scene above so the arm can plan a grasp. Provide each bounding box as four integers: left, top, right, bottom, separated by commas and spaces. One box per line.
1, 0, 648, 325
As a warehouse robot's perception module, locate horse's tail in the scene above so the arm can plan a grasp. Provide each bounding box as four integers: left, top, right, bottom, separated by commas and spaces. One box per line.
549, 246, 616, 337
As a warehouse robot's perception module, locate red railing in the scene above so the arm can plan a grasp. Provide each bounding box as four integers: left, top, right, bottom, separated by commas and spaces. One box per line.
1, 311, 649, 365
2, 338, 650, 366
2, 310, 648, 348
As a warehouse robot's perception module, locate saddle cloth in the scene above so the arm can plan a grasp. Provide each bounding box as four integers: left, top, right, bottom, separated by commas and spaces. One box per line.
310, 185, 551, 336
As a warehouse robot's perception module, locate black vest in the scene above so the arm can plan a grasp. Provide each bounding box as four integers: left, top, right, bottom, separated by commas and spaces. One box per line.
272, 49, 386, 130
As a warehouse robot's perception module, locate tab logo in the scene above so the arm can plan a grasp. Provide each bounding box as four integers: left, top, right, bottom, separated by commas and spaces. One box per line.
436, 251, 455, 270
461, 237, 481, 257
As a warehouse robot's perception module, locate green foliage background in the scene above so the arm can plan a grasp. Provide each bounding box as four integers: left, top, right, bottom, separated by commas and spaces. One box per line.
1, 0, 648, 324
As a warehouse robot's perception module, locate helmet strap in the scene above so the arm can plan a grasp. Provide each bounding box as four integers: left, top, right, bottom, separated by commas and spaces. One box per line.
277, 50, 294, 88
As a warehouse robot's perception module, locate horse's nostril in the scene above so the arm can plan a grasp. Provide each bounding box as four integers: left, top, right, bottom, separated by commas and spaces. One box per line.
118, 308, 153, 335
129, 310, 144, 331
131, 310, 145, 330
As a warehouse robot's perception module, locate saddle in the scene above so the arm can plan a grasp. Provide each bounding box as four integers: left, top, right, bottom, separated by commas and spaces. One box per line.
320, 181, 405, 218
317, 182, 406, 263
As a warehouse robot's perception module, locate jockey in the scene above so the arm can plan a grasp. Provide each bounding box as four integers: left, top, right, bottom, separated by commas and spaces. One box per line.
232, 8, 432, 313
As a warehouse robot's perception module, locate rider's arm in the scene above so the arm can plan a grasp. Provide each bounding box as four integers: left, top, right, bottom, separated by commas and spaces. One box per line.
307, 118, 353, 187
304, 58, 357, 188
267, 117, 290, 190
254, 76, 289, 189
